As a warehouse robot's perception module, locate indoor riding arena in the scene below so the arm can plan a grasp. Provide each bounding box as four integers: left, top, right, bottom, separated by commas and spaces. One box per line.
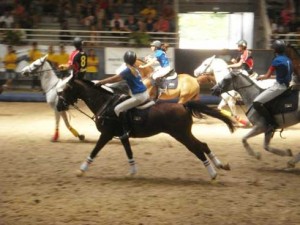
0, 100, 299, 225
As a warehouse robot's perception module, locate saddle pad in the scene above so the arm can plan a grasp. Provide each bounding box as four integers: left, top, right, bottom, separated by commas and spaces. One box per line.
265, 89, 299, 114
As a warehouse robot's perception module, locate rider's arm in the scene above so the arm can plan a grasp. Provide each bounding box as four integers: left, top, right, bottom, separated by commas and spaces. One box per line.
257, 66, 274, 80
228, 58, 243, 68
96, 74, 123, 85
139, 58, 157, 68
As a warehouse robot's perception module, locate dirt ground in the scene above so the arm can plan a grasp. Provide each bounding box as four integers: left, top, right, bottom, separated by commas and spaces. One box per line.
0, 101, 299, 225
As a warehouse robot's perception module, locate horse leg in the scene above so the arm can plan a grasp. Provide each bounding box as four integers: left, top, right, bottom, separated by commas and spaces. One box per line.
287, 153, 300, 168
77, 133, 113, 177
242, 125, 264, 159
52, 110, 60, 142
171, 132, 229, 180
263, 132, 293, 157
120, 138, 137, 175
61, 111, 85, 141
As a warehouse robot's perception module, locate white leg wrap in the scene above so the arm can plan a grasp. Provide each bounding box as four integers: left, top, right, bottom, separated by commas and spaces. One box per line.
208, 153, 222, 169
80, 156, 93, 171
128, 159, 137, 175
203, 160, 217, 179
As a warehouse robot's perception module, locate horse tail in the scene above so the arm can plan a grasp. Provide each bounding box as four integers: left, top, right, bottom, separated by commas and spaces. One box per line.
184, 100, 235, 133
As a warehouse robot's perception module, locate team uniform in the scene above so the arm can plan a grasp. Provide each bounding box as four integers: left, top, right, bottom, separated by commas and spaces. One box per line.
114, 67, 149, 116
3, 50, 17, 80
236, 49, 254, 75
152, 48, 171, 80
254, 54, 292, 104
67, 50, 87, 79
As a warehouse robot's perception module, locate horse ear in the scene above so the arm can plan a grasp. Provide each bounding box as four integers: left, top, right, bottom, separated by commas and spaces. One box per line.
42, 54, 48, 62
56, 74, 73, 92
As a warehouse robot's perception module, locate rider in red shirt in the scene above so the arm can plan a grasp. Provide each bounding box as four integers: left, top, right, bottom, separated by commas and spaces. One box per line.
59, 37, 87, 79
228, 39, 254, 76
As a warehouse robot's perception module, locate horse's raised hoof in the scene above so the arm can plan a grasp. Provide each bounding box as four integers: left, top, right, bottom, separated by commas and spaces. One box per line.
221, 163, 231, 171
51, 136, 59, 142
78, 135, 85, 141
211, 173, 218, 180
76, 170, 85, 177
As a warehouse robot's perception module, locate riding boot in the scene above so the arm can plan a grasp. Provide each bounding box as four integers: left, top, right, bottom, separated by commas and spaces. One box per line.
253, 102, 278, 133
154, 78, 162, 100
119, 112, 130, 140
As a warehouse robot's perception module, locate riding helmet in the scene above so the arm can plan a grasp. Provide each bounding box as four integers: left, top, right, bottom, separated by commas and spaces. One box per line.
272, 39, 286, 54
123, 50, 137, 66
150, 40, 162, 49
237, 39, 247, 48
73, 37, 83, 49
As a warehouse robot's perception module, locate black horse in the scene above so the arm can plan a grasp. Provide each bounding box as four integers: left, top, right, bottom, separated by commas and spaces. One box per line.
56, 78, 235, 180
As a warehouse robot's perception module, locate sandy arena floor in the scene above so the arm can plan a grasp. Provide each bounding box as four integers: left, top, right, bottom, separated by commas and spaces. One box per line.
0, 102, 299, 225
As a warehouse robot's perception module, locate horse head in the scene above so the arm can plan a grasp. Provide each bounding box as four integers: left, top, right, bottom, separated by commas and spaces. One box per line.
194, 55, 216, 77
21, 54, 48, 77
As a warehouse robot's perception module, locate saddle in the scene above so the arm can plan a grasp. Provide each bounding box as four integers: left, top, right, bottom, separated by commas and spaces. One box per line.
265, 88, 299, 114
151, 69, 178, 90
96, 94, 155, 126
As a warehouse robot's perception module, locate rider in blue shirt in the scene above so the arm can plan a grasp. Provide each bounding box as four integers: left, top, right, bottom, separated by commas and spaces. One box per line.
253, 39, 293, 134
96, 50, 149, 139
139, 40, 171, 80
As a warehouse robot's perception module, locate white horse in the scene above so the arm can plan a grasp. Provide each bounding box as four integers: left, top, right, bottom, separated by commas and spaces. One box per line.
211, 72, 300, 168
21, 55, 85, 142
194, 55, 275, 126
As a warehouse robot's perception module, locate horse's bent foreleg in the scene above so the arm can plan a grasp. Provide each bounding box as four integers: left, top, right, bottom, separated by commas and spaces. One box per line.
264, 132, 293, 157
287, 153, 300, 168
78, 133, 113, 176
61, 111, 85, 141
121, 138, 137, 175
242, 126, 264, 159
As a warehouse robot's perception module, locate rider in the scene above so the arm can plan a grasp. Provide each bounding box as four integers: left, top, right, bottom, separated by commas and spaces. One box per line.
253, 39, 293, 134
228, 39, 254, 76
96, 50, 149, 139
139, 40, 171, 81
59, 37, 87, 79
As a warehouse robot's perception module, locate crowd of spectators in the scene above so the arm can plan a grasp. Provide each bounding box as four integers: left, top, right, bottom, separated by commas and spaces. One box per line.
267, 0, 300, 43
0, 0, 176, 45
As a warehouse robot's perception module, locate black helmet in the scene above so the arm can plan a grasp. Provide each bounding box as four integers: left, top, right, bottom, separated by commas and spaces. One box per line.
123, 50, 137, 66
73, 37, 83, 49
272, 39, 286, 53
150, 40, 162, 48
237, 39, 247, 48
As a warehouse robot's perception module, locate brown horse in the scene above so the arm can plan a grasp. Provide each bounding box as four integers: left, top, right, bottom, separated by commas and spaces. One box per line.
135, 59, 200, 104
56, 78, 235, 180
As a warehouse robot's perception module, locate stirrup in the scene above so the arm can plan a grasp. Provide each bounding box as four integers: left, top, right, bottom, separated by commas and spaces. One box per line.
118, 131, 130, 140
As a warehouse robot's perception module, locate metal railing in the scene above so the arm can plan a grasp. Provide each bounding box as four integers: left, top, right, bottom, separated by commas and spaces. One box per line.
0, 28, 179, 47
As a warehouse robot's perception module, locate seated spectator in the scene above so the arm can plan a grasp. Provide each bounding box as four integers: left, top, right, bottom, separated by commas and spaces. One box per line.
80, 2, 96, 27
140, 5, 157, 19
144, 13, 156, 32
86, 49, 99, 80
124, 13, 139, 32
110, 13, 124, 31
0, 11, 14, 28
154, 15, 170, 32
59, 20, 72, 41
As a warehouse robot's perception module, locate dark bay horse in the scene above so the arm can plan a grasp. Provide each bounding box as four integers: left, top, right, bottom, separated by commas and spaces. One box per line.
135, 59, 200, 103
56, 78, 235, 180
286, 45, 300, 84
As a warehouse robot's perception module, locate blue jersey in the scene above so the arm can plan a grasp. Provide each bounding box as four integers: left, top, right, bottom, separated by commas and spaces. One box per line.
271, 54, 292, 86
120, 67, 147, 94
154, 49, 169, 68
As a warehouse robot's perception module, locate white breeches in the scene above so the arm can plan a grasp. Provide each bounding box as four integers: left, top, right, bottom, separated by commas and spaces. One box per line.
114, 91, 149, 116
254, 82, 287, 103
152, 66, 171, 80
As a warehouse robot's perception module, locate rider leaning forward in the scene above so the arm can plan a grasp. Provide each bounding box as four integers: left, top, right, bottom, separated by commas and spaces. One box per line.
96, 50, 150, 140
59, 37, 87, 79
253, 39, 293, 134
139, 40, 171, 82
228, 39, 254, 76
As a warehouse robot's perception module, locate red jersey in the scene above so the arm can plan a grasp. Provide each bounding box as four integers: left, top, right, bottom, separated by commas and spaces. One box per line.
68, 50, 87, 79
237, 49, 254, 74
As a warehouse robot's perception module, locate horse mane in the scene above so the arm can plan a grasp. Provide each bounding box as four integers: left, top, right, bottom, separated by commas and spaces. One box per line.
77, 79, 114, 95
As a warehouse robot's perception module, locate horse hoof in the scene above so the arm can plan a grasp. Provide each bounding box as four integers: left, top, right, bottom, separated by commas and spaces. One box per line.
286, 149, 293, 157
221, 163, 231, 171
78, 135, 85, 141
211, 173, 218, 180
287, 160, 295, 169
255, 152, 261, 160
51, 137, 59, 142
76, 170, 85, 177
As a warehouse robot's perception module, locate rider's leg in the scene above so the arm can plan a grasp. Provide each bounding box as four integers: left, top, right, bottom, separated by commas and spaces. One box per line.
253, 101, 278, 129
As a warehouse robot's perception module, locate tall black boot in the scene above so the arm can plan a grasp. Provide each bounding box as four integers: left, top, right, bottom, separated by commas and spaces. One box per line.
253, 102, 278, 133
119, 112, 130, 140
